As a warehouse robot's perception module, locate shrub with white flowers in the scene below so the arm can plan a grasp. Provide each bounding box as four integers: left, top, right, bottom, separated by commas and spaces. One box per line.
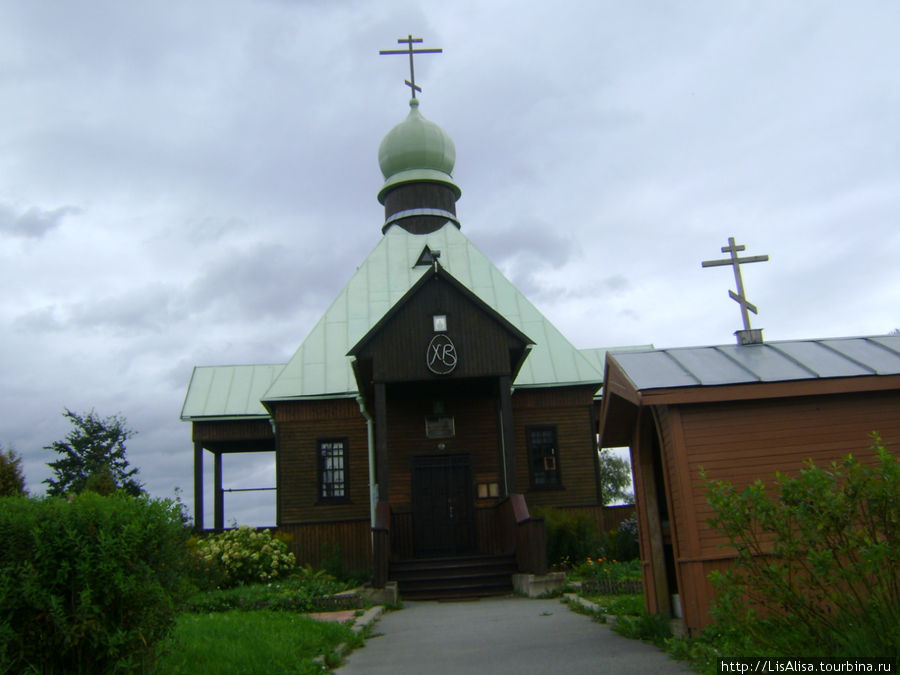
191, 526, 296, 588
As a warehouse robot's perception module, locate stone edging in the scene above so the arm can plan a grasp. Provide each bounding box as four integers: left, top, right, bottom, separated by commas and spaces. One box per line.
314, 605, 385, 669
563, 592, 619, 624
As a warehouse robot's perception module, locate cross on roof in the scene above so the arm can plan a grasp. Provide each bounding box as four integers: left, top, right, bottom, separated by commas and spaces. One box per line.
379, 34, 442, 98
701, 236, 769, 332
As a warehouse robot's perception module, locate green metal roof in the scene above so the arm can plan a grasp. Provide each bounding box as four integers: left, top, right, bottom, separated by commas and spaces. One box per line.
180, 364, 284, 420
261, 223, 605, 403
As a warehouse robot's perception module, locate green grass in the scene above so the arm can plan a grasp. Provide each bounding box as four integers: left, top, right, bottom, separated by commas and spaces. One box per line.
182, 575, 357, 614
154, 609, 362, 674
585, 592, 644, 616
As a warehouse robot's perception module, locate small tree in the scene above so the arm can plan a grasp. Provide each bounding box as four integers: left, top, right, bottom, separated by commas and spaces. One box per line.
598, 449, 634, 505
43, 409, 144, 497
0, 446, 27, 496
705, 433, 899, 659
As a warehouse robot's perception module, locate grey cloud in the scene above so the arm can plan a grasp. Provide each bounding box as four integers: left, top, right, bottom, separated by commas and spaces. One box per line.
13, 306, 64, 331
602, 275, 630, 294
186, 240, 360, 322
471, 219, 582, 302
475, 218, 575, 268
0, 204, 81, 238
68, 285, 182, 333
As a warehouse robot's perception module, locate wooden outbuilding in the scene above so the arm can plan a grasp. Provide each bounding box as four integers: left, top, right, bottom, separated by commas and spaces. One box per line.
598, 335, 900, 634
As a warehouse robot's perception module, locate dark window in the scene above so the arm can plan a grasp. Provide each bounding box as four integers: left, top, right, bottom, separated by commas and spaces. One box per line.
527, 426, 561, 489
318, 438, 348, 502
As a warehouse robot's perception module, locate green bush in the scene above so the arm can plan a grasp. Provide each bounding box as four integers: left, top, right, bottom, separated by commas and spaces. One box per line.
0, 492, 191, 673
532, 506, 597, 569
599, 514, 639, 561
612, 611, 672, 646
705, 433, 900, 660
190, 526, 296, 590
0, 447, 27, 497
573, 557, 641, 581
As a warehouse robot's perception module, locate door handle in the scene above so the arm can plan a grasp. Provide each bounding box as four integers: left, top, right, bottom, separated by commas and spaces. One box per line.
448, 497, 454, 520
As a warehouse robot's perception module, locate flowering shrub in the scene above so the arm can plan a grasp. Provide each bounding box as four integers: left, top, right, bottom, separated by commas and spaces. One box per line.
572, 556, 643, 595
574, 556, 642, 582
598, 514, 640, 561
191, 526, 296, 589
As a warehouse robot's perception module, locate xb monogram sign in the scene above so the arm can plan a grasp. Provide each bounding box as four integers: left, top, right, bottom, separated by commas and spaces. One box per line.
426, 334, 458, 375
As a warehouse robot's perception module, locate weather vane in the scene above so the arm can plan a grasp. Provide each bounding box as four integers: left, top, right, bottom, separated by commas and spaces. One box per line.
379, 34, 442, 98
702, 236, 769, 343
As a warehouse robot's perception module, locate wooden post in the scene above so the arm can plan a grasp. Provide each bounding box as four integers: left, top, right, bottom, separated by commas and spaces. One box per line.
375, 382, 389, 501
636, 411, 671, 618
193, 442, 204, 531
590, 401, 604, 505
213, 451, 224, 531
274, 426, 282, 527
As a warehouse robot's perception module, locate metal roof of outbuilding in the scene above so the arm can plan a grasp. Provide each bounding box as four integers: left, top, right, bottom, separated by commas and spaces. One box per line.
609, 335, 900, 392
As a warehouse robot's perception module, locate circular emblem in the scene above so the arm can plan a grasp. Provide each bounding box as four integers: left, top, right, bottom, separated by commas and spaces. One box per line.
426, 334, 458, 375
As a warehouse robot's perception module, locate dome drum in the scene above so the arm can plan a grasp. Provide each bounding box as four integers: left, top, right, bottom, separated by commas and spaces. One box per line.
382, 182, 459, 234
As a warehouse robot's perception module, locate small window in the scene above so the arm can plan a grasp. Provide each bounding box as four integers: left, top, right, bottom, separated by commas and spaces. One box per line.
527, 426, 561, 489
318, 438, 349, 502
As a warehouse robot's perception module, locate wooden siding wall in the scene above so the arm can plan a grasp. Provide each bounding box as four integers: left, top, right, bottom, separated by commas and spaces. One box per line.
274, 398, 370, 525
512, 386, 601, 508
277, 519, 372, 573
660, 389, 900, 634
384, 387, 503, 514
356, 274, 525, 382
271, 385, 606, 565
193, 419, 274, 444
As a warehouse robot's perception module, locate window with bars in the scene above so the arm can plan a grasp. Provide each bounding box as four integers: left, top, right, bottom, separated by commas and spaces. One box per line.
527, 426, 561, 489
318, 438, 348, 502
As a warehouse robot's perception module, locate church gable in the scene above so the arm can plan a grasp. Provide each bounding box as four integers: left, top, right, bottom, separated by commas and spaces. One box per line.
349, 265, 533, 384
262, 224, 603, 404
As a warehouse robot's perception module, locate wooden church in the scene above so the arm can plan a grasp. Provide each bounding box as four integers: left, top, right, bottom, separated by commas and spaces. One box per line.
181, 39, 621, 595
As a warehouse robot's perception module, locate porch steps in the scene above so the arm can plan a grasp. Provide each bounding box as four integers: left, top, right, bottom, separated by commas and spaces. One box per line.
391, 554, 517, 600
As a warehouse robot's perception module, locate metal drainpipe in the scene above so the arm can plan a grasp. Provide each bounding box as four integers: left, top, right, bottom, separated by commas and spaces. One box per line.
356, 394, 377, 528
498, 402, 509, 496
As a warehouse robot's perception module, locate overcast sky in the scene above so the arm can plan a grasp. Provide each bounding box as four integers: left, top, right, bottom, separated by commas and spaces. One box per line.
2, 1, 897, 526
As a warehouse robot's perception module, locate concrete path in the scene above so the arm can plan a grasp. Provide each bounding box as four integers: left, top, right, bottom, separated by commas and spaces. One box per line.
336, 596, 694, 674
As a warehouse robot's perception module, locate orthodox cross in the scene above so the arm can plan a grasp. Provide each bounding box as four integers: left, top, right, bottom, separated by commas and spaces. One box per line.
701, 236, 769, 332
379, 34, 442, 98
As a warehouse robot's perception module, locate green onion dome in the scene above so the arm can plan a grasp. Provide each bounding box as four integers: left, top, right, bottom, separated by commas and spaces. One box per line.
377, 98, 460, 204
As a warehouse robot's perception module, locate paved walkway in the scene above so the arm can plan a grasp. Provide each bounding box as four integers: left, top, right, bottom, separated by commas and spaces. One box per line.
336, 596, 694, 674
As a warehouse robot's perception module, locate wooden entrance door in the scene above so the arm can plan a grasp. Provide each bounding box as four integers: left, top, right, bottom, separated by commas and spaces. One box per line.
411, 454, 475, 556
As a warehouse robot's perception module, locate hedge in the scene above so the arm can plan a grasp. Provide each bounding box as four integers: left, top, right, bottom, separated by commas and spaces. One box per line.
0, 492, 192, 673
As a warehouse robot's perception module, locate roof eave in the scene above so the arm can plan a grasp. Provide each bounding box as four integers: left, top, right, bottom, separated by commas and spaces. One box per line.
639, 372, 900, 406
181, 413, 272, 423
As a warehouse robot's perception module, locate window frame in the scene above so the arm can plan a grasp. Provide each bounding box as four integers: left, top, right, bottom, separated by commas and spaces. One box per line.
526, 425, 563, 490
317, 437, 350, 504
